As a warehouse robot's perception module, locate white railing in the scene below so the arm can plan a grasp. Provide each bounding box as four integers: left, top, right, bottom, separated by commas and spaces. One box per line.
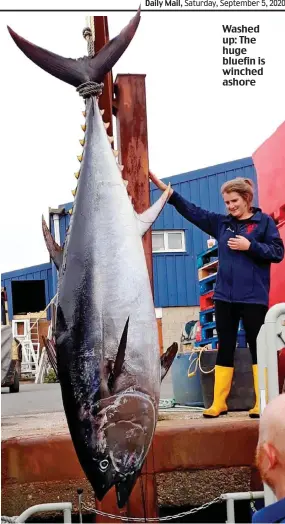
14, 502, 72, 523
257, 303, 285, 508
221, 491, 264, 523
12, 295, 57, 379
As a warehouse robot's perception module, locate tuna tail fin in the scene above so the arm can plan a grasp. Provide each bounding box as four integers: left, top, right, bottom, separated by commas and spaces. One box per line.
7, 8, 140, 89
135, 184, 172, 237
160, 342, 178, 381
42, 215, 63, 270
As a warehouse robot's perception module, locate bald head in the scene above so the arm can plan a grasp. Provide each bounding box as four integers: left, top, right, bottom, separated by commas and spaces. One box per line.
258, 393, 285, 460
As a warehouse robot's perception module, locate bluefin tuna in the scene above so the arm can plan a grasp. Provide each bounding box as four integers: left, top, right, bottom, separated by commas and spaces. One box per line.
8, 11, 178, 507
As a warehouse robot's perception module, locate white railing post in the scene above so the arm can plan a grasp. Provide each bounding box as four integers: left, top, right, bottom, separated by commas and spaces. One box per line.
257, 303, 285, 507
221, 492, 264, 523
15, 502, 72, 523
226, 498, 235, 523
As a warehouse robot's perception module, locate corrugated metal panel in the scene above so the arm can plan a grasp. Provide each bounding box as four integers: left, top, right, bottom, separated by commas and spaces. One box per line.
57, 203, 73, 246
1, 263, 53, 320
54, 157, 258, 307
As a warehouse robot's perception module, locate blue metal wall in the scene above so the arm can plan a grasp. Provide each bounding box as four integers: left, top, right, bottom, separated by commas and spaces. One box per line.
54, 157, 258, 307
1, 263, 53, 320
12, 156, 256, 312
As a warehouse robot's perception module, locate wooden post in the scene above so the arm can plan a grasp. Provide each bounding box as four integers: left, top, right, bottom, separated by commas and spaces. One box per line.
93, 16, 114, 141
95, 76, 158, 521
88, 23, 157, 523
114, 74, 154, 293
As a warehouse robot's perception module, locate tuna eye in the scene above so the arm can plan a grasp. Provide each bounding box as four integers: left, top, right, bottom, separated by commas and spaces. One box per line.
99, 459, 109, 471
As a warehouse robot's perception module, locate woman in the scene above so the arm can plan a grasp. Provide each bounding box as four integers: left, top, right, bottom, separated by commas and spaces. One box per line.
149, 172, 284, 418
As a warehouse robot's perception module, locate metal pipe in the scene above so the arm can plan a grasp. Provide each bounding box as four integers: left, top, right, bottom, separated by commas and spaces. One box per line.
221, 492, 264, 524
221, 491, 264, 501
77, 488, 83, 524
257, 326, 267, 413
226, 498, 235, 523
15, 502, 72, 523
50, 213, 61, 295
264, 304, 285, 402
53, 213, 61, 246
63, 507, 72, 523
257, 303, 285, 508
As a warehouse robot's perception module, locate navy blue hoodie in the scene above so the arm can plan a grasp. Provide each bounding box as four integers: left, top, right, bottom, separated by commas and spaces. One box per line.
168, 191, 284, 306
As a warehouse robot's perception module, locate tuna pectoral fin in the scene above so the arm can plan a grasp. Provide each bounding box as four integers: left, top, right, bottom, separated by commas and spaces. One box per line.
135, 185, 172, 237
7, 8, 140, 88
42, 215, 63, 270
108, 318, 129, 392
161, 342, 178, 381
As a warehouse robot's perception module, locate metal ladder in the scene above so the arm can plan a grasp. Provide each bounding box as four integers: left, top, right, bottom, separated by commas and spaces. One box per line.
29, 318, 40, 367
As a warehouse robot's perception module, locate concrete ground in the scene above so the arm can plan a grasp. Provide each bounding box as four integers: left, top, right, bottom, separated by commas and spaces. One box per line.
1, 372, 251, 442
2, 372, 261, 518
1, 372, 175, 440
1, 371, 174, 416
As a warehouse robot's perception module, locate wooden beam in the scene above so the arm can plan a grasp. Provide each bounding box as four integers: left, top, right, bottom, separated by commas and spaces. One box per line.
92, 16, 114, 140
114, 74, 153, 293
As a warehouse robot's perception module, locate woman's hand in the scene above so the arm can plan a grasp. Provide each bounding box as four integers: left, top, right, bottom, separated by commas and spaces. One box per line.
149, 170, 173, 196
228, 235, 251, 251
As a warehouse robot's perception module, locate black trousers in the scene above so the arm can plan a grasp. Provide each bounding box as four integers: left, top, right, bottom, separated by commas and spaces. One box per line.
215, 300, 268, 367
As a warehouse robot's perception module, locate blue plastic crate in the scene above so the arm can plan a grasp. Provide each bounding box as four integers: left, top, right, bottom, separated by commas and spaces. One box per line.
198, 331, 247, 350
201, 322, 217, 340
197, 245, 219, 269
237, 332, 247, 347
199, 274, 217, 295
200, 308, 215, 326
197, 337, 219, 349
199, 313, 243, 330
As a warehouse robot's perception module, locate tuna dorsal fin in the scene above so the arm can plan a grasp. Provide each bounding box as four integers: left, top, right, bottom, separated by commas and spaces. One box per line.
160, 342, 178, 381
42, 215, 63, 270
135, 184, 172, 237
108, 317, 129, 392
7, 8, 140, 89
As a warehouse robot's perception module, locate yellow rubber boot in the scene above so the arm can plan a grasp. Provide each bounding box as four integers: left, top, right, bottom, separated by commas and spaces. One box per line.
203, 365, 234, 418
249, 364, 260, 418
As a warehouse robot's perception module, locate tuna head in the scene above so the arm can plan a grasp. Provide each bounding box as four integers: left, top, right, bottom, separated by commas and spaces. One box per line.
82, 391, 156, 508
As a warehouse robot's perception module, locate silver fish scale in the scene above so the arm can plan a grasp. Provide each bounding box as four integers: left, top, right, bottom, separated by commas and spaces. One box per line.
57, 96, 161, 403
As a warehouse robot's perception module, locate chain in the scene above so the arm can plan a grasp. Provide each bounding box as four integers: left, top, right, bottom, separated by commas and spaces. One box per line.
1, 496, 223, 524
250, 492, 257, 514
81, 496, 223, 522
250, 501, 257, 514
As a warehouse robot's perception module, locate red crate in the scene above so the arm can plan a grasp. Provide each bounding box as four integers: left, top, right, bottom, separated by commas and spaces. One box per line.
200, 290, 214, 311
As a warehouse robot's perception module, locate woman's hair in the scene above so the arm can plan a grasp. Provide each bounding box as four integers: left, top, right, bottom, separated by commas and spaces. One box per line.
221, 177, 255, 206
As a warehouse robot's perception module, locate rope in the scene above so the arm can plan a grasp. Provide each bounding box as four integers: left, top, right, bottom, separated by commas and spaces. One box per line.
76, 81, 104, 99
1, 517, 18, 523
82, 26, 94, 57
80, 21, 104, 99
159, 398, 175, 409
186, 346, 216, 378
198, 346, 216, 375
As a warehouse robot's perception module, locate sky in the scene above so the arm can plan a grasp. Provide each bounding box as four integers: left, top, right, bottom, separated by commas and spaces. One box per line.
0, 2, 285, 272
